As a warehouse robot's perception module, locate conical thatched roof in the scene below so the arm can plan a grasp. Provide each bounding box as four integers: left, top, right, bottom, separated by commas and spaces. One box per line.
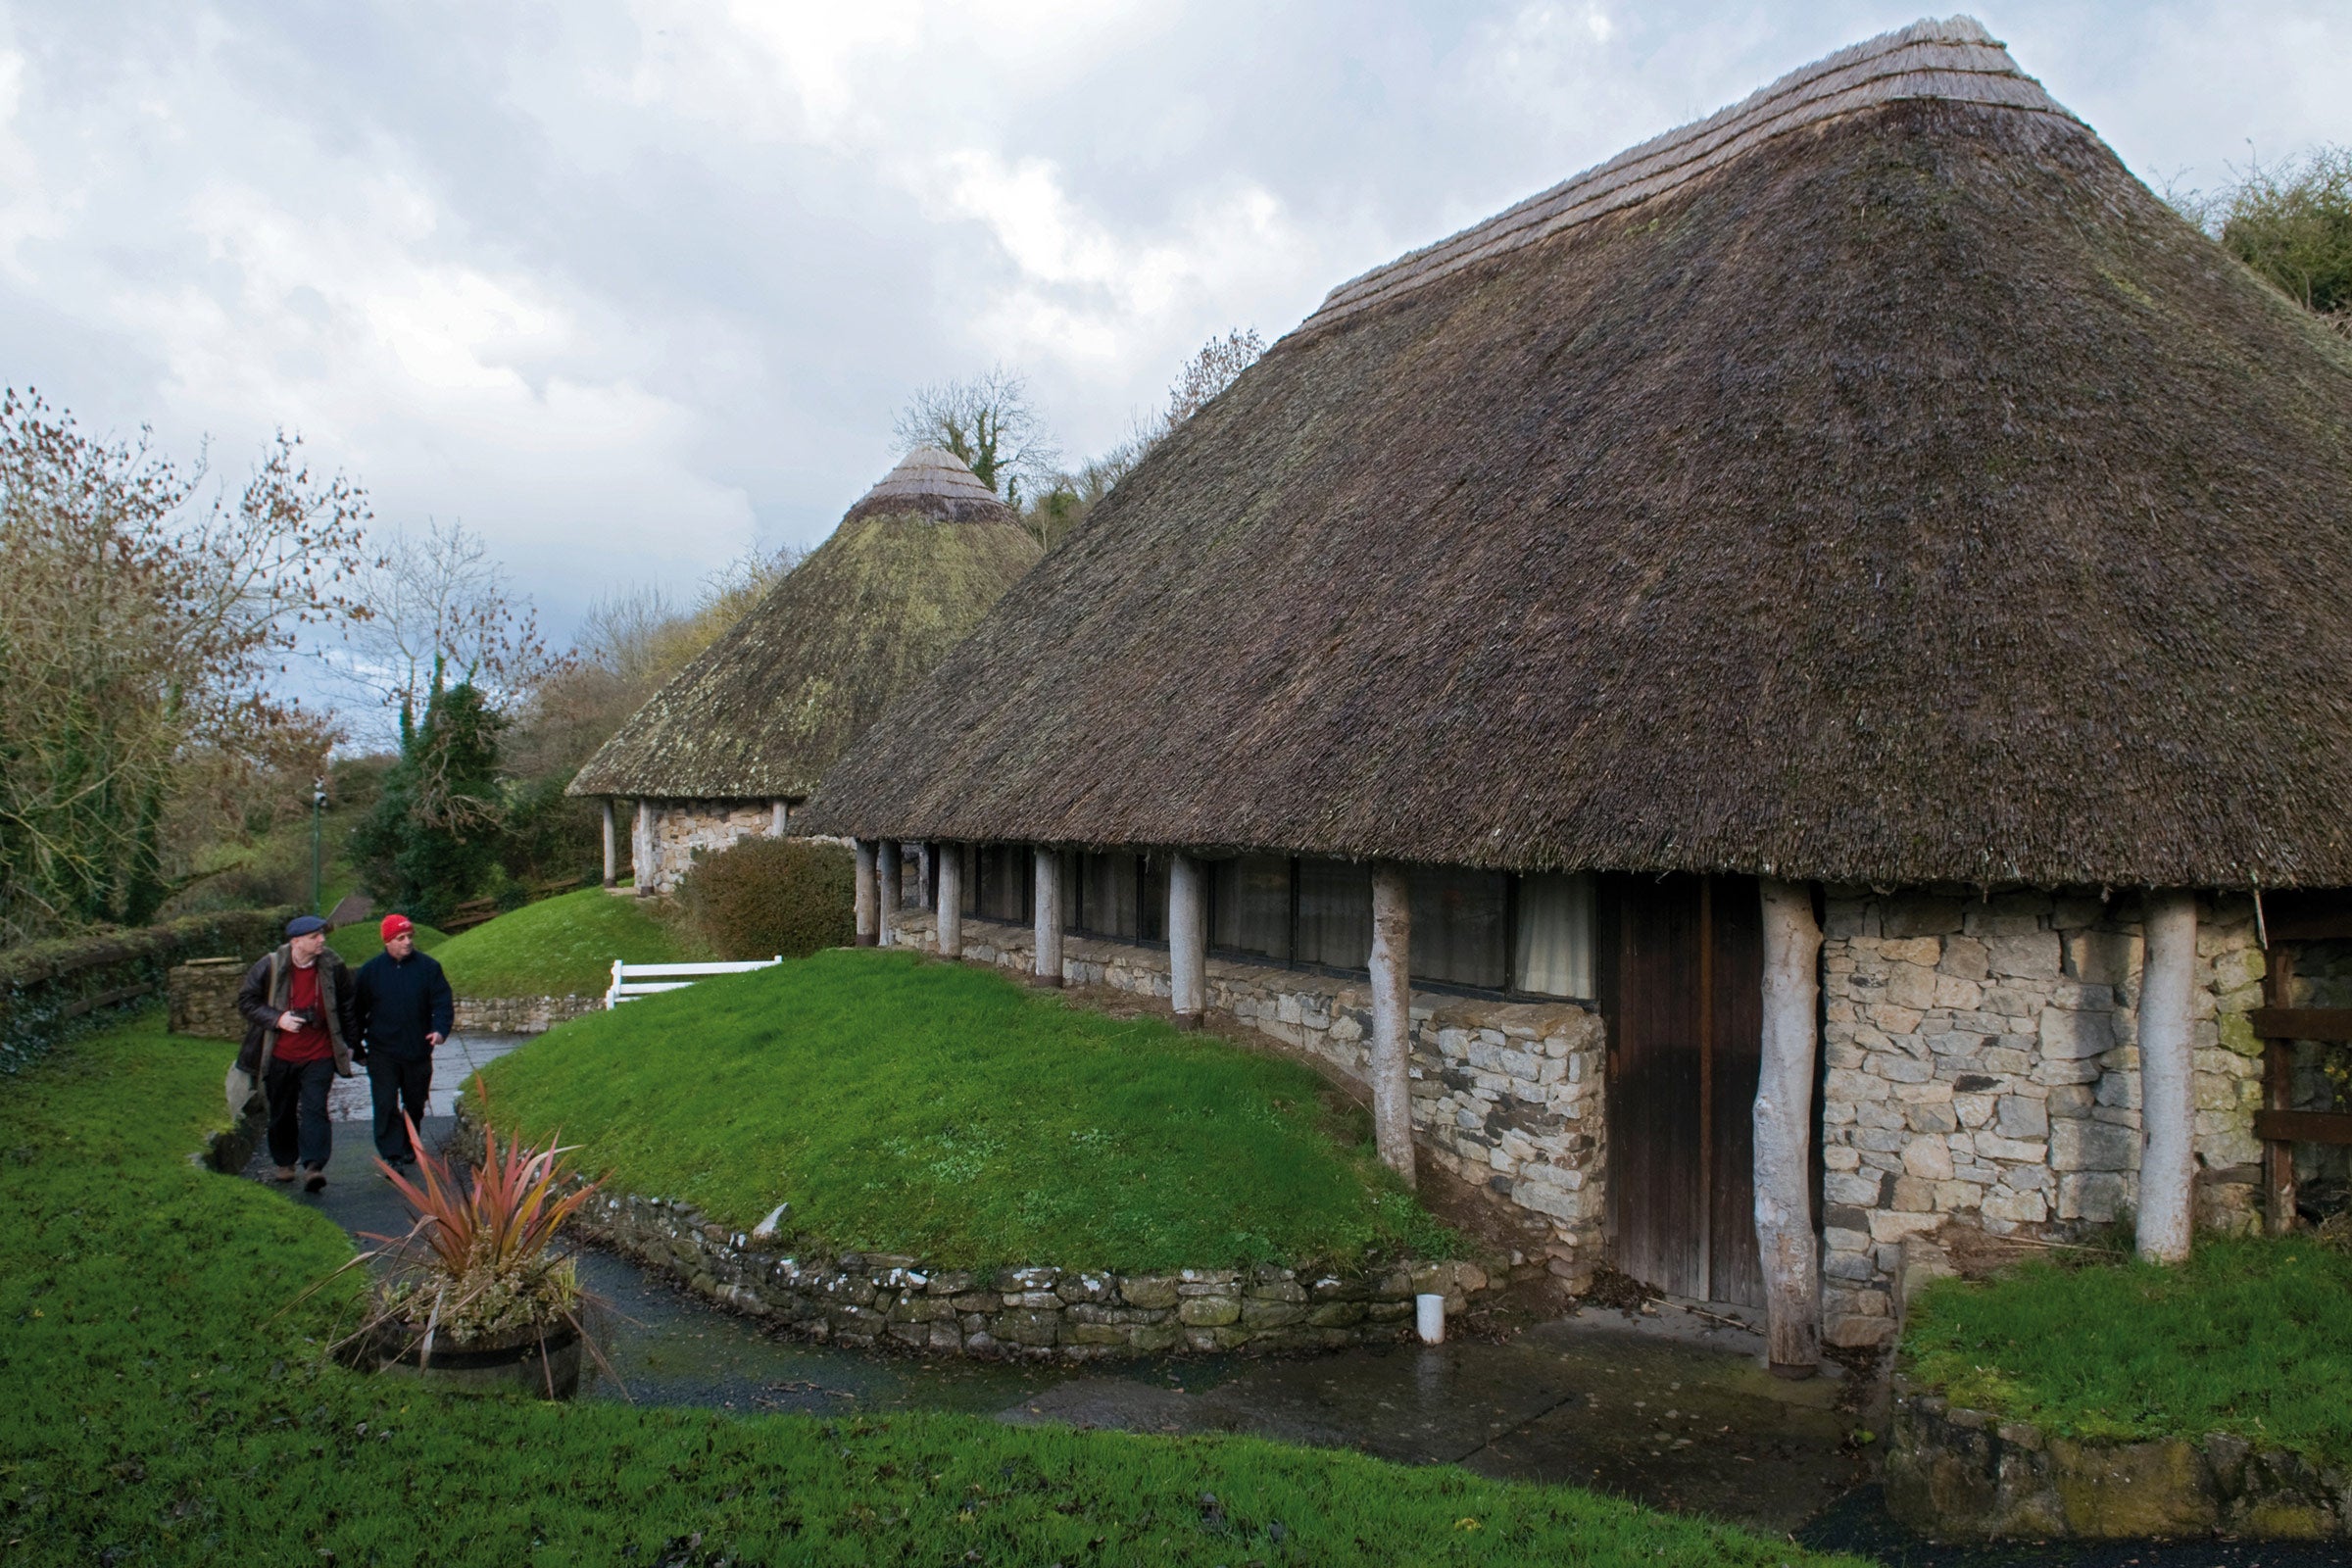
571, 449, 1039, 800
802, 19, 2352, 891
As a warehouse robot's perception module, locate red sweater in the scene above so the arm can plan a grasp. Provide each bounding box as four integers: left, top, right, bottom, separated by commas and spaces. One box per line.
275, 963, 333, 1064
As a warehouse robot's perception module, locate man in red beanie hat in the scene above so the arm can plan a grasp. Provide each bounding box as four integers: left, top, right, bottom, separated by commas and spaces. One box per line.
352, 913, 456, 1172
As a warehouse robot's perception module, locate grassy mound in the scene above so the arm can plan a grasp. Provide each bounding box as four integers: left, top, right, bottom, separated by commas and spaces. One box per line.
426, 887, 686, 998
327, 918, 452, 966
0, 1015, 1860, 1567
480, 951, 1449, 1273
1903, 1236, 2352, 1461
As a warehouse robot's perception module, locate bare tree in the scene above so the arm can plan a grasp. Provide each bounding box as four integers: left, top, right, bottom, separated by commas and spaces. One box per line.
892, 366, 1062, 505
331, 518, 563, 731
0, 389, 369, 937
2171, 144, 2352, 336
1161, 326, 1265, 433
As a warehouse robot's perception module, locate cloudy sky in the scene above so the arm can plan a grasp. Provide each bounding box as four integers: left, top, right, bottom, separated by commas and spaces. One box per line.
3, 0, 2347, 677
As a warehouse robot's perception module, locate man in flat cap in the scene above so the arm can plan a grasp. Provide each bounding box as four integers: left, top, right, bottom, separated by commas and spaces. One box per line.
234, 914, 361, 1193
353, 913, 455, 1174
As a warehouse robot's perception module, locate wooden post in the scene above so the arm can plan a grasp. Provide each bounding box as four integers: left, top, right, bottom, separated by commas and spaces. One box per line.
854, 840, 878, 947
634, 801, 655, 896
877, 842, 901, 947
770, 800, 788, 837
2265, 942, 2299, 1235
601, 800, 616, 888
2137, 890, 2198, 1264
1368, 864, 1416, 1188
1033, 848, 1063, 986
1168, 854, 1205, 1029
1756, 878, 1823, 1377
937, 845, 963, 958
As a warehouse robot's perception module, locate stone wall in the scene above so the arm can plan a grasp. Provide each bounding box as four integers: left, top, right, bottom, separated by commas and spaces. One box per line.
573, 1189, 1494, 1361
633, 799, 776, 895
453, 995, 605, 1035
169, 957, 248, 1039
888, 911, 1608, 1286
1819, 890, 2268, 1348
1888, 1379, 2350, 1539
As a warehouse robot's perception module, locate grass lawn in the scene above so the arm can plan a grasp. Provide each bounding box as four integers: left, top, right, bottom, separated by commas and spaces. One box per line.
1903, 1237, 2352, 1461
427, 887, 687, 998
479, 951, 1453, 1275
327, 918, 452, 966
0, 1015, 1863, 1567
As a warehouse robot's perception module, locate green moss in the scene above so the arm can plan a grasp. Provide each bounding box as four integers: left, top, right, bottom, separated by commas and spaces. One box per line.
0, 1014, 1863, 1567
480, 950, 1455, 1273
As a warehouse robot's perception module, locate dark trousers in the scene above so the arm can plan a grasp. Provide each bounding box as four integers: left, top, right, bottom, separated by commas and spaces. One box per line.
264, 1056, 335, 1171
368, 1054, 433, 1164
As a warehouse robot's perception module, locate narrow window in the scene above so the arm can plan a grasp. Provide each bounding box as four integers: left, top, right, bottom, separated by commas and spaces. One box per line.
1296, 858, 1372, 970
1513, 871, 1596, 998
1409, 866, 1507, 989
1210, 855, 1291, 962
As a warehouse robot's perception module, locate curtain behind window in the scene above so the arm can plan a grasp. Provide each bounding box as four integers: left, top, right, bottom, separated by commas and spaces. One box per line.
1514, 871, 1595, 997
1211, 856, 1290, 960
1409, 866, 1506, 989
1297, 858, 1371, 969
1074, 853, 1140, 938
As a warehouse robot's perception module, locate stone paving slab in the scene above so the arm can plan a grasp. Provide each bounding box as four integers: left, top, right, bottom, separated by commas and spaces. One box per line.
325, 1032, 535, 1123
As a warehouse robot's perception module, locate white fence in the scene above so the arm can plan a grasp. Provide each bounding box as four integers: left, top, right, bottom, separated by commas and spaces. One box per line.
606, 957, 782, 1009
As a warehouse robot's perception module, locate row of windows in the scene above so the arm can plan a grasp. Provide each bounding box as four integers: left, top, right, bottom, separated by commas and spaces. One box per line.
931, 846, 1595, 1001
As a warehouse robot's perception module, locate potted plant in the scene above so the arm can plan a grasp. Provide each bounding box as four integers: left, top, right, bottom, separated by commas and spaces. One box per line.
328, 1102, 610, 1398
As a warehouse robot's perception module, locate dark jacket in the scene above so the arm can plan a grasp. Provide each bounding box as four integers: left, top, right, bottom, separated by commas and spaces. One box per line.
235, 946, 360, 1078
354, 950, 456, 1059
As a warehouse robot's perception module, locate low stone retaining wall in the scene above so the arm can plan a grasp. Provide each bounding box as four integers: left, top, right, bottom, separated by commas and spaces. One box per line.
574, 1188, 1493, 1361
1887, 1381, 2351, 1538
169, 957, 249, 1039
453, 995, 603, 1035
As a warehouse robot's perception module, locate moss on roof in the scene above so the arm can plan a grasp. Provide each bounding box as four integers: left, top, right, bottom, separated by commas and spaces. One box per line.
802, 26, 2352, 890
572, 451, 1039, 799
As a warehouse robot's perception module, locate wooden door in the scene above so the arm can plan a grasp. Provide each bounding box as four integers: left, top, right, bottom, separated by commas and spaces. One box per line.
1599, 874, 1764, 1307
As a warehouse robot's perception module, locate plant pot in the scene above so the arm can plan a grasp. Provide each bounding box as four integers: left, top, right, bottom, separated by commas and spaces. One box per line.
365, 1319, 583, 1399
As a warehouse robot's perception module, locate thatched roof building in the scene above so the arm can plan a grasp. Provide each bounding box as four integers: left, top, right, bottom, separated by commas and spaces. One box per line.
801, 20, 2352, 1365
574, 447, 1037, 892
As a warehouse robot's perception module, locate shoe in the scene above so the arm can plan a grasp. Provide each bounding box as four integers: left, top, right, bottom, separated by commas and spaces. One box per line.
303, 1170, 327, 1194
271, 1166, 297, 1183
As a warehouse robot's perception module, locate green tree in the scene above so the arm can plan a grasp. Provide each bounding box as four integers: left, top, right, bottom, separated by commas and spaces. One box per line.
2205, 146, 2352, 330
350, 665, 505, 925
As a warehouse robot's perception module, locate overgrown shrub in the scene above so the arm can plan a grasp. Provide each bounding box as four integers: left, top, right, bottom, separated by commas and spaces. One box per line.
675, 837, 856, 960
0, 906, 292, 1073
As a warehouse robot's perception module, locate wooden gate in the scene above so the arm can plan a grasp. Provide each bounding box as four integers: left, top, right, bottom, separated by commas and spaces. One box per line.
1599, 873, 1765, 1307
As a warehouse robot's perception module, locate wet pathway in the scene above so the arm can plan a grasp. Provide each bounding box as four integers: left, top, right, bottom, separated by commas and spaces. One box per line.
241, 1034, 2347, 1564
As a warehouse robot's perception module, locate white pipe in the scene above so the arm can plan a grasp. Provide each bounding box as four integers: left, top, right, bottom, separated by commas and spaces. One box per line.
2137, 891, 2199, 1264
1414, 1293, 1446, 1345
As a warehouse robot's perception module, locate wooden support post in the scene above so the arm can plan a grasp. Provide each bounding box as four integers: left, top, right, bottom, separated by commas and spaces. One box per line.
770, 800, 788, 837
2137, 890, 2198, 1263
877, 842, 901, 947
937, 845, 963, 958
1168, 854, 1205, 1028
2265, 943, 2299, 1234
1033, 848, 1063, 986
1368, 864, 1416, 1188
1756, 878, 1823, 1377
854, 840, 878, 947
601, 800, 616, 888
633, 801, 654, 896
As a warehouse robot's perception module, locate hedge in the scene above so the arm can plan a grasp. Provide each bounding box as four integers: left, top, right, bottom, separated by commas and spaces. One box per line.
0, 906, 293, 1074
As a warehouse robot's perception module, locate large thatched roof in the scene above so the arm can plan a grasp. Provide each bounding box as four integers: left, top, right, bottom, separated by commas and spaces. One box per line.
801, 19, 2352, 890
571, 449, 1039, 800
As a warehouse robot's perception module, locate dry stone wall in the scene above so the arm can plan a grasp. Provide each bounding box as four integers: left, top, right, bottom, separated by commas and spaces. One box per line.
1820, 890, 2266, 1348
634, 800, 775, 895
169, 958, 248, 1039
889, 911, 1607, 1287
452, 995, 604, 1035
578, 1190, 1492, 1359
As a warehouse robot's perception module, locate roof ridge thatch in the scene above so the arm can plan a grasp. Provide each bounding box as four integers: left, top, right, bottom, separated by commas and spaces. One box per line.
1303, 16, 2067, 334
569, 454, 1037, 800
842, 446, 1015, 524
800, 29, 2352, 891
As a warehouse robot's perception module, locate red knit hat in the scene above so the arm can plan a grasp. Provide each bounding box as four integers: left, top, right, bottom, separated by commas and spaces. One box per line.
379, 913, 415, 943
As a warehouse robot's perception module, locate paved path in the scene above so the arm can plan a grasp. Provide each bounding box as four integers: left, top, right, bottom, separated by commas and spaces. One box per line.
323, 1032, 531, 1125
